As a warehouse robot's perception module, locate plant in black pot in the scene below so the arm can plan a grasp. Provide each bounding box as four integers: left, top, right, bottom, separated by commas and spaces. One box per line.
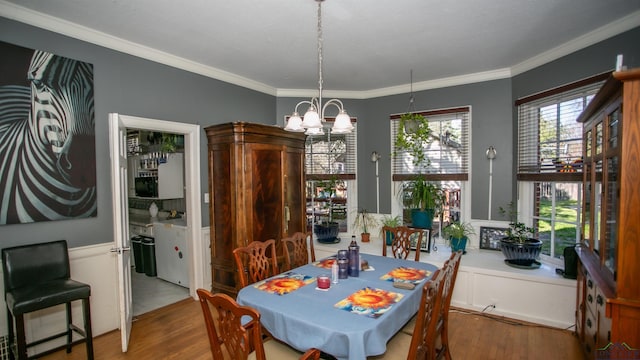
499, 202, 543, 268
402, 177, 444, 229
442, 221, 475, 254
312, 178, 341, 244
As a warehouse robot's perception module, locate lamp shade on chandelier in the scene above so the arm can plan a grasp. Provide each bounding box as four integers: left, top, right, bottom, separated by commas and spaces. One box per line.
284, 0, 353, 135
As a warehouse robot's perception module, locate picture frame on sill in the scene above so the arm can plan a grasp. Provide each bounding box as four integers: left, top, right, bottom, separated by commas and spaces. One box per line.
479, 226, 508, 250
409, 228, 431, 253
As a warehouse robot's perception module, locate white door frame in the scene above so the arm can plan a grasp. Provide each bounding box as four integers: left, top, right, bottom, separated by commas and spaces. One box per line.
110, 114, 203, 297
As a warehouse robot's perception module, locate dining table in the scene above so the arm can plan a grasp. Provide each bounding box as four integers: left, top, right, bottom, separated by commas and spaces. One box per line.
236, 253, 438, 360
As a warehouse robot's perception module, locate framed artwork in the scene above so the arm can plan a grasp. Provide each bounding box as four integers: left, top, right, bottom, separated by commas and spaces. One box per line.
409, 228, 431, 253
0, 41, 96, 225
479, 226, 509, 250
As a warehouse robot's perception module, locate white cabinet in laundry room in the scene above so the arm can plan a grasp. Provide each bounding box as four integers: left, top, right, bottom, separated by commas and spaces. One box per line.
153, 221, 189, 288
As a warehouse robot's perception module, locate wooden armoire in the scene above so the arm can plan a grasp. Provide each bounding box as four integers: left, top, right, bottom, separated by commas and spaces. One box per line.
205, 122, 306, 295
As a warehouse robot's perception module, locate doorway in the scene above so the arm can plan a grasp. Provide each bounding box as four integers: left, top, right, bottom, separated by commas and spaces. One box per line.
115, 115, 203, 305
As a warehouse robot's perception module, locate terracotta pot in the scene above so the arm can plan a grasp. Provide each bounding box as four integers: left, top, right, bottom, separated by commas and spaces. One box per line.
361, 233, 370, 242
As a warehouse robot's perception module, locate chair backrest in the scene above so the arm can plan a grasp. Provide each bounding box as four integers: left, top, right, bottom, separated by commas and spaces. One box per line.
2, 240, 70, 292
282, 232, 315, 271
382, 226, 423, 261
407, 268, 446, 360
233, 239, 279, 288
196, 288, 266, 360
442, 251, 462, 315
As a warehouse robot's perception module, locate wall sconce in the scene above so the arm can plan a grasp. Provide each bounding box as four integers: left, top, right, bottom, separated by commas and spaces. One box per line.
371, 151, 381, 213
486, 146, 497, 220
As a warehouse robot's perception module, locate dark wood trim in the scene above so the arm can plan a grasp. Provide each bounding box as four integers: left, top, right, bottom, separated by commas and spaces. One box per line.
515, 71, 611, 106
392, 173, 468, 181
516, 173, 583, 182
306, 174, 356, 181
389, 106, 470, 120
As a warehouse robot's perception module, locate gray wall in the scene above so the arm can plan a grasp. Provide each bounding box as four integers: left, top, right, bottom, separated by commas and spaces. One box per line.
278, 81, 514, 220
0, 18, 276, 248
2, 15, 639, 249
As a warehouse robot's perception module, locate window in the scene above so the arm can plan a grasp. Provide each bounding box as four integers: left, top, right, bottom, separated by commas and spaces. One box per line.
516, 72, 607, 261
304, 119, 357, 233
391, 107, 470, 231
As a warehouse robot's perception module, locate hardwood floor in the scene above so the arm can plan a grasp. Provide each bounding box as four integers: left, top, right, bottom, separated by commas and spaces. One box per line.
41, 299, 583, 360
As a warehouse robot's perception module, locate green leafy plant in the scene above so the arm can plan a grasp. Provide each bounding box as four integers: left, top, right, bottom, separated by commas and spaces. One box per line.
403, 176, 444, 213
395, 113, 432, 167
161, 133, 178, 153
352, 208, 378, 234
379, 215, 402, 237
442, 221, 475, 239
499, 202, 536, 243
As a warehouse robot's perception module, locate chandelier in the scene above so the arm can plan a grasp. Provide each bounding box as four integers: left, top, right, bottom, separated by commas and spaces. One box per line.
284, 0, 353, 135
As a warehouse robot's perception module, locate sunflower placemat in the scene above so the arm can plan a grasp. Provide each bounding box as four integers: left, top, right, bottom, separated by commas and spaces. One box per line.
254, 272, 315, 295
313, 256, 336, 269
380, 266, 430, 285
334, 287, 404, 318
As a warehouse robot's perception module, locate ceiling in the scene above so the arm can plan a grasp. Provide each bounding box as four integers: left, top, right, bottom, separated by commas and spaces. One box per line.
2, 0, 639, 97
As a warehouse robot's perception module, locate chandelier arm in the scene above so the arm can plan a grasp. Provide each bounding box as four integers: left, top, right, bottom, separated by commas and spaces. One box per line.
321, 99, 345, 118
293, 100, 315, 114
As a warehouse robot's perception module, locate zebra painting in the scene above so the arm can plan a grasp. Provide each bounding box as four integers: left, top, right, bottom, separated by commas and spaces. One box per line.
0, 41, 96, 225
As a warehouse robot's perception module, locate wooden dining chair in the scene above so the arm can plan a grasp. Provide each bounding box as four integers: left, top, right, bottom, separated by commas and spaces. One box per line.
401, 250, 462, 360
196, 289, 321, 360
370, 268, 446, 360
233, 239, 279, 288
282, 232, 316, 271
382, 226, 424, 261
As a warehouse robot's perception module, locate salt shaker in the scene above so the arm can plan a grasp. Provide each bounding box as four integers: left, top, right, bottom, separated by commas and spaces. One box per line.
331, 259, 339, 283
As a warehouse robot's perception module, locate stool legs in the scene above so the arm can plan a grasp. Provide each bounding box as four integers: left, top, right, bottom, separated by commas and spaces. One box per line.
15, 313, 27, 360
5, 299, 93, 360
66, 302, 73, 353
83, 298, 94, 360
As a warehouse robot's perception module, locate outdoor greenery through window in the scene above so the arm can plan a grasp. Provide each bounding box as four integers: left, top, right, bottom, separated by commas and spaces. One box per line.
516, 72, 607, 261
391, 107, 469, 230
305, 119, 356, 233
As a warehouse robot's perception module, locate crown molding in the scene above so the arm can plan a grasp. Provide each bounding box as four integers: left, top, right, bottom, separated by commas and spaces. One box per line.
2, 1, 638, 99
511, 10, 640, 76
0, 1, 277, 96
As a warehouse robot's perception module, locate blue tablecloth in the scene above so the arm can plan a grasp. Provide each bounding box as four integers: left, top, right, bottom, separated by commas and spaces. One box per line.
236, 253, 438, 360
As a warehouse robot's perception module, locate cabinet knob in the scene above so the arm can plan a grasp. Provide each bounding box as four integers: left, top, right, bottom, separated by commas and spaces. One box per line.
596, 294, 604, 305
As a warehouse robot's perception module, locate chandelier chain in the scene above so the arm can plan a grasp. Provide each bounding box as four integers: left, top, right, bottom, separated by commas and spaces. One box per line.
407, 69, 416, 113
317, 0, 324, 108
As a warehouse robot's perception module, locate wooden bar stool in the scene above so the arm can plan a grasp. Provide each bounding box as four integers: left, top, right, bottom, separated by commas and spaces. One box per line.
2, 240, 93, 360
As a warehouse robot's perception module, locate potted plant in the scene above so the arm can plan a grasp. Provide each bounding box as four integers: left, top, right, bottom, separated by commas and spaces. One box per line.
442, 221, 475, 254
498, 202, 543, 267
352, 208, 378, 243
380, 215, 402, 245
395, 113, 432, 167
402, 176, 444, 229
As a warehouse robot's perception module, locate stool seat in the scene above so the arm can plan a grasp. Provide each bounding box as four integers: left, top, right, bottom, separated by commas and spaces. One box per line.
2, 240, 93, 360
7, 279, 91, 315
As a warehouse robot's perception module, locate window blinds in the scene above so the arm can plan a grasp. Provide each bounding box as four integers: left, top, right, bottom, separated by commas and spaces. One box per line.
305, 119, 357, 181
516, 72, 608, 181
391, 107, 470, 181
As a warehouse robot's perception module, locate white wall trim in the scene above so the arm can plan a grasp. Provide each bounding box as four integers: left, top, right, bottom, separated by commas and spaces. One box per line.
2, 1, 638, 99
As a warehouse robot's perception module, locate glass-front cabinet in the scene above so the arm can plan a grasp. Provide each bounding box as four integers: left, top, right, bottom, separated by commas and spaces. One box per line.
575, 69, 640, 359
